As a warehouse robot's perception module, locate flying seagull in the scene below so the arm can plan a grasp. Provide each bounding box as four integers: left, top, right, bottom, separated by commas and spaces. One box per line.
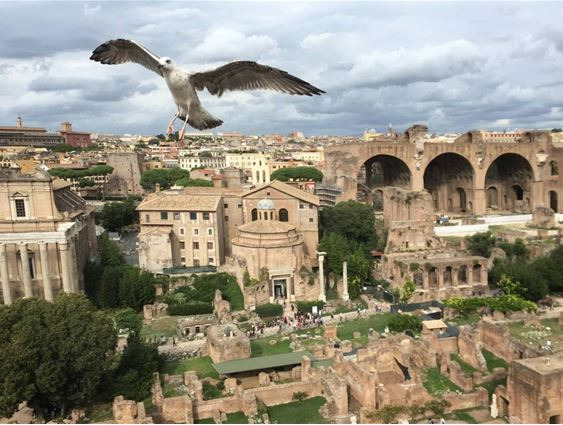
90, 39, 325, 138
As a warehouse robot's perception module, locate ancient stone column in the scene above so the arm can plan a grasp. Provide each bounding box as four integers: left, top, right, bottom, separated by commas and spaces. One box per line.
318, 252, 326, 302
19, 244, 33, 298
69, 237, 79, 293
452, 267, 459, 287
437, 267, 445, 289
59, 242, 73, 293
0, 244, 12, 305
286, 277, 292, 302
39, 243, 53, 301
342, 261, 349, 301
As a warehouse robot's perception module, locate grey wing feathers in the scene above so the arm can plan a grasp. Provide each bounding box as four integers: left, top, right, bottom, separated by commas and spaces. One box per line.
90, 39, 163, 77
189, 61, 325, 97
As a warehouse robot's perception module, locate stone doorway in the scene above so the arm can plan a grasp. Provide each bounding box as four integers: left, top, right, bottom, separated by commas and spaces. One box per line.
550, 190, 558, 213
549, 415, 560, 424
273, 278, 287, 299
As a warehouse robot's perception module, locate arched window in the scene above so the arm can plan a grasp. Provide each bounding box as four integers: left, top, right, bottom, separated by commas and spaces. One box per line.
279, 208, 289, 222
251, 208, 257, 221
270, 211, 273, 220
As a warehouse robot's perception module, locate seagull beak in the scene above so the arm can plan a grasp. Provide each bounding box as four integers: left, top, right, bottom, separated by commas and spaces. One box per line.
157, 64, 163, 69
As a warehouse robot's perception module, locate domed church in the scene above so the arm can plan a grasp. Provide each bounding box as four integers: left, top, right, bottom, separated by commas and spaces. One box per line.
226, 182, 322, 309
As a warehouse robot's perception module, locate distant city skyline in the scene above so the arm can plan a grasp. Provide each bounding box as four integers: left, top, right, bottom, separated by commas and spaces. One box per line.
1, 1, 563, 135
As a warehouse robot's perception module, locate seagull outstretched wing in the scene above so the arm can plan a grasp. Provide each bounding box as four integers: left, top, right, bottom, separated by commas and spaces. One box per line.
90, 39, 163, 77
189, 61, 325, 97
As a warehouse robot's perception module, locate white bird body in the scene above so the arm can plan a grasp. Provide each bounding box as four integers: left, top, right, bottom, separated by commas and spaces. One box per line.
90, 38, 325, 136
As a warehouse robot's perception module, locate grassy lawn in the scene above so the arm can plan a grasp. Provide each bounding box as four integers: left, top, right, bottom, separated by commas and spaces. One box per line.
452, 411, 478, 423
195, 418, 215, 424
250, 336, 292, 357
451, 314, 481, 326
160, 356, 219, 379
224, 412, 248, 424
140, 316, 180, 340
481, 348, 509, 372
336, 313, 391, 345
451, 354, 478, 375
85, 402, 113, 423
267, 396, 327, 424
422, 368, 464, 395
508, 318, 562, 351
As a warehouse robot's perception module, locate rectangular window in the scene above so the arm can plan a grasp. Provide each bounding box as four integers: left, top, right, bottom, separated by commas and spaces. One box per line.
160, 212, 168, 220
203, 212, 210, 220
174, 212, 181, 220
309, 204, 314, 209
299, 203, 304, 209
225, 216, 229, 222
194, 259, 200, 267
207, 242, 214, 250
193, 242, 199, 250
208, 228, 213, 236
238, 204, 242, 208
15, 199, 26, 217
208, 257, 215, 264
193, 228, 199, 236
309, 217, 314, 223
145, 214, 150, 223
181, 257, 186, 264
179, 228, 185, 235
224, 203, 228, 209
190, 212, 197, 220
179, 242, 185, 249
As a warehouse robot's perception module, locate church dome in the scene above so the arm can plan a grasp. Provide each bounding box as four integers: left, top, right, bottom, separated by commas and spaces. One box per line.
257, 198, 275, 210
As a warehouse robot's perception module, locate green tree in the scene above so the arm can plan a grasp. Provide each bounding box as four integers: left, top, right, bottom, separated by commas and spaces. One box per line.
387, 314, 423, 333
140, 168, 189, 191
100, 198, 138, 233
497, 274, 522, 296
490, 261, 548, 301
0, 295, 117, 419
114, 309, 143, 337
399, 278, 416, 304
467, 231, 497, 257
98, 266, 122, 308
51, 143, 74, 153
98, 235, 125, 267
270, 166, 323, 182
321, 200, 378, 248
107, 340, 160, 401
174, 177, 213, 187
118, 267, 156, 311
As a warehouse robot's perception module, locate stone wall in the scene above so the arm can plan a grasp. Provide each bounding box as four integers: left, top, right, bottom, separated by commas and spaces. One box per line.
458, 327, 487, 371
443, 387, 489, 412
113, 396, 152, 424
205, 325, 251, 363
477, 318, 543, 362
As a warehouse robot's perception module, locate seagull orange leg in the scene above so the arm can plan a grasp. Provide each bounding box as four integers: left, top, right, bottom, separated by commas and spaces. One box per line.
179, 114, 189, 140
167, 113, 179, 135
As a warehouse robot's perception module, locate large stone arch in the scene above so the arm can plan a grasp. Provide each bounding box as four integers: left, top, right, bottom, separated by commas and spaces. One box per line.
484, 153, 534, 213
357, 154, 412, 208
423, 153, 475, 213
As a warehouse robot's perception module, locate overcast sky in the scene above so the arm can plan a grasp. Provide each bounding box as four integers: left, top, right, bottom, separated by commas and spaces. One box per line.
1, 1, 563, 136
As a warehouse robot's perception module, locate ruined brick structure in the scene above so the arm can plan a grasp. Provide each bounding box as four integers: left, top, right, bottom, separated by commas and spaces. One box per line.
323, 126, 563, 215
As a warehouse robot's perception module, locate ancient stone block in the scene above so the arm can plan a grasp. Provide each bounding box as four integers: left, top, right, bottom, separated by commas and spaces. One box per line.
206, 325, 251, 363
324, 325, 337, 339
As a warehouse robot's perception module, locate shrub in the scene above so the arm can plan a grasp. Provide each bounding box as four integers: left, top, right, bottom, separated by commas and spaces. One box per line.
292, 391, 308, 402
387, 314, 422, 333
295, 301, 325, 313
202, 381, 222, 400
167, 302, 213, 316
444, 295, 536, 316
255, 303, 283, 319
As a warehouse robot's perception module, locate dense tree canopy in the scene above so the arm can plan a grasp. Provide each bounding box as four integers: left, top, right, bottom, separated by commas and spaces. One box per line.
0, 295, 117, 419
320, 200, 378, 249
140, 167, 189, 191
100, 198, 138, 233
48, 165, 113, 180
467, 231, 497, 257
270, 166, 323, 182
174, 177, 213, 187
85, 236, 156, 311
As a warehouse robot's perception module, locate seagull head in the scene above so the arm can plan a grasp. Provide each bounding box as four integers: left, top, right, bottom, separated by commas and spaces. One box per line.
157, 57, 175, 71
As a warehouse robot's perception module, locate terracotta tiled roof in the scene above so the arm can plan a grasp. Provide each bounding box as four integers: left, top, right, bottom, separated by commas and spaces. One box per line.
244, 180, 320, 205
137, 191, 221, 211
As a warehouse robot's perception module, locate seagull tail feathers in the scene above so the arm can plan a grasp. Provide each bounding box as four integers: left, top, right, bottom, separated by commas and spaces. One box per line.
180, 105, 223, 131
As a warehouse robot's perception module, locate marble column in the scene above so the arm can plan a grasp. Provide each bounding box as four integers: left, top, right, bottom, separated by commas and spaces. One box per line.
59, 242, 73, 293
452, 267, 459, 287
39, 243, 53, 301
19, 244, 33, 298
69, 238, 79, 293
286, 277, 292, 302
342, 261, 349, 301
0, 244, 12, 305
318, 252, 326, 302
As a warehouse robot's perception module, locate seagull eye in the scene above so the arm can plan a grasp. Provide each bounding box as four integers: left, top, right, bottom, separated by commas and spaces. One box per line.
166, 59, 171, 64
